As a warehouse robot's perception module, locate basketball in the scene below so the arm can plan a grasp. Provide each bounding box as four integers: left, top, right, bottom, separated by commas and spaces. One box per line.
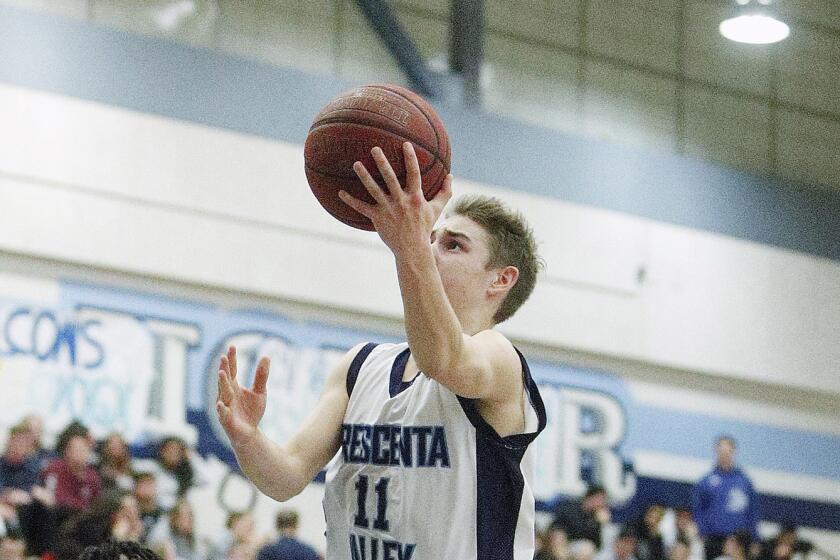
304, 84, 451, 231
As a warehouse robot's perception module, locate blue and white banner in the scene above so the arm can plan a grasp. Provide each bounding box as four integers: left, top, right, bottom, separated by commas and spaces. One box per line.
0, 272, 837, 529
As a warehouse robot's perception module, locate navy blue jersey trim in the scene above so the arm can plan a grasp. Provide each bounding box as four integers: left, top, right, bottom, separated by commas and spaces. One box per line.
475, 420, 527, 559
388, 347, 415, 398
470, 349, 544, 559
346, 342, 378, 397
457, 347, 547, 451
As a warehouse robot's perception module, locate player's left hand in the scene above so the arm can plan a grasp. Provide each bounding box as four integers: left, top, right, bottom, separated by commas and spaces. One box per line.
338, 142, 452, 256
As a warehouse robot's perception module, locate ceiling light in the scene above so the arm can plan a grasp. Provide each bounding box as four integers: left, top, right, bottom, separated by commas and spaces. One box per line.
150, 0, 218, 34
153, 0, 197, 31
719, 0, 790, 44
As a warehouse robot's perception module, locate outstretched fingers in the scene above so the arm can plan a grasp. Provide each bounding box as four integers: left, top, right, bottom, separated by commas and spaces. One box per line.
403, 142, 422, 195
216, 399, 231, 426
252, 357, 271, 394
371, 146, 403, 199
226, 346, 238, 380
338, 188, 376, 219
430, 173, 454, 216
352, 161, 388, 206
217, 366, 236, 406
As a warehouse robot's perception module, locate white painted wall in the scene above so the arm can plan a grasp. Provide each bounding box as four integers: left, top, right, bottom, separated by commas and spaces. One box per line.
1, 83, 838, 398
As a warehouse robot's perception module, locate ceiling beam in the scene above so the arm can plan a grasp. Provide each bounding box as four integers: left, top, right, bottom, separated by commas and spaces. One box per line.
449, 0, 485, 107
353, 0, 439, 98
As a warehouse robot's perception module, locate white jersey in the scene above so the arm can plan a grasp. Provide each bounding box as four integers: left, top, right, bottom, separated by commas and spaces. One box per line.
323, 342, 546, 560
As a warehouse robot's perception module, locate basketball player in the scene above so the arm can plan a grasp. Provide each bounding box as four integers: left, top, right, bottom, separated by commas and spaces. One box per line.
216, 142, 545, 559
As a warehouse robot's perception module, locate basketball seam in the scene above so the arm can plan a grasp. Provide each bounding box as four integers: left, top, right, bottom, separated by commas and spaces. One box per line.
310, 105, 435, 150
368, 84, 444, 168
308, 117, 440, 164
304, 160, 442, 181
305, 124, 441, 176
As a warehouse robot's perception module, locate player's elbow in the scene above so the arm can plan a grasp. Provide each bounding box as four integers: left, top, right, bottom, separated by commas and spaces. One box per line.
261, 470, 311, 503
258, 448, 316, 502
268, 485, 305, 503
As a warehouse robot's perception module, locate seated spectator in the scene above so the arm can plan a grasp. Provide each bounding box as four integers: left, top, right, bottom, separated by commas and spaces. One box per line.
535, 525, 570, 560
257, 510, 320, 560
113, 493, 145, 543
146, 497, 207, 560
0, 533, 26, 560
0, 424, 40, 498
757, 525, 808, 560
135, 437, 199, 511
552, 485, 610, 549
1, 423, 57, 554
713, 531, 751, 560
673, 508, 703, 560
669, 540, 691, 560
569, 540, 597, 560
158, 437, 194, 507
77, 540, 162, 560
20, 415, 51, 470
55, 421, 95, 453
211, 512, 266, 560
53, 493, 141, 560
0, 504, 18, 540
98, 433, 135, 494
40, 428, 102, 513
133, 472, 164, 544
596, 526, 639, 560
633, 503, 666, 560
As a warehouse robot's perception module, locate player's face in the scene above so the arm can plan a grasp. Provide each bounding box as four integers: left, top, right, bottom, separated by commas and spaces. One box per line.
431, 215, 497, 314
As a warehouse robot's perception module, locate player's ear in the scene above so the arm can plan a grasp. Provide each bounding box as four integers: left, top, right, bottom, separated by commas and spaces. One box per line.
489, 265, 519, 294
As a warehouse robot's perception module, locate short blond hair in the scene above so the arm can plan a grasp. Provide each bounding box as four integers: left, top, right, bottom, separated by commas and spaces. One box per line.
448, 195, 542, 324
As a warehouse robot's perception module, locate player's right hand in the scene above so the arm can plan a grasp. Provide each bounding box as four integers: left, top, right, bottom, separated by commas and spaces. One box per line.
216, 345, 270, 448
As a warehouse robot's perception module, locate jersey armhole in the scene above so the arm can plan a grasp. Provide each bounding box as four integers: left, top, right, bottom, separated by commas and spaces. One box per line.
346, 342, 378, 397
456, 347, 547, 457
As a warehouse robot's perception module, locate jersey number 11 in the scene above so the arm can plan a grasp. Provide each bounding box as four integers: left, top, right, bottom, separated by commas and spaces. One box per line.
354, 475, 390, 532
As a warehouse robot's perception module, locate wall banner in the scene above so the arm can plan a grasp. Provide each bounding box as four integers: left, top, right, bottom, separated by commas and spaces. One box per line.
0, 273, 837, 528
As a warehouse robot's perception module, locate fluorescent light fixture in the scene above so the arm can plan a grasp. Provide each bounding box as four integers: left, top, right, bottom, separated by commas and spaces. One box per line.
151, 0, 218, 34
719, 1, 790, 44
153, 0, 197, 31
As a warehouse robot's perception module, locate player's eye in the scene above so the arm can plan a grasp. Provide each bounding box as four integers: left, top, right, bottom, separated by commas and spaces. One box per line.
447, 240, 461, 250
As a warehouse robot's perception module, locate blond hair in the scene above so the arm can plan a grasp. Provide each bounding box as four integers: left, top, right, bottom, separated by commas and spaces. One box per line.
448, 195, 542, 324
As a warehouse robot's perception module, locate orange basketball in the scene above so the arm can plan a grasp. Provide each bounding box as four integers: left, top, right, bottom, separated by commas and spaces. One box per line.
304, 84, 451, 231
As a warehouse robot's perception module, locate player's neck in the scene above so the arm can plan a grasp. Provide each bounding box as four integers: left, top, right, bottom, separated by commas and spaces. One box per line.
455, 307, 494, 335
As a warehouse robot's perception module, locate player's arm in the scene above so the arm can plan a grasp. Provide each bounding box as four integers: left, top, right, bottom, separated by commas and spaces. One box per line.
338, 143, 519, 401
395, 238, 521, 399
216, 344, 363, 502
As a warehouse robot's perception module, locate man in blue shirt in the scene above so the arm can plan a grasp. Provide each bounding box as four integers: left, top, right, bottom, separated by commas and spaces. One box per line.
692, 436, 759, 560
0, 424, 42, 540
0, 425, 40, 496
257, 510, 320, 560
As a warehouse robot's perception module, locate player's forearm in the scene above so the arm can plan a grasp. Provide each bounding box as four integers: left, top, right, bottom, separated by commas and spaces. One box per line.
231, 430, 311, 502
395, 247, 464, 377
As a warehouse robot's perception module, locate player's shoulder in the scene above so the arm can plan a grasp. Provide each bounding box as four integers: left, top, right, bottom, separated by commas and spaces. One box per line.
329, 341, 404, 394
473, 329, 521, 368
344, 341, 407, 365
324, 342, 372, 388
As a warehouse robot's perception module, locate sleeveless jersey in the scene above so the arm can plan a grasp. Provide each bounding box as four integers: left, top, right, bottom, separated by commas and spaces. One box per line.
323, 342, 547, 560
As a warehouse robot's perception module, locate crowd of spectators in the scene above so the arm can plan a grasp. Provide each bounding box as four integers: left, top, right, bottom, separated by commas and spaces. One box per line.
535, 436, 815, 560
0, 418, 820, 560
0, 417, 321, 560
